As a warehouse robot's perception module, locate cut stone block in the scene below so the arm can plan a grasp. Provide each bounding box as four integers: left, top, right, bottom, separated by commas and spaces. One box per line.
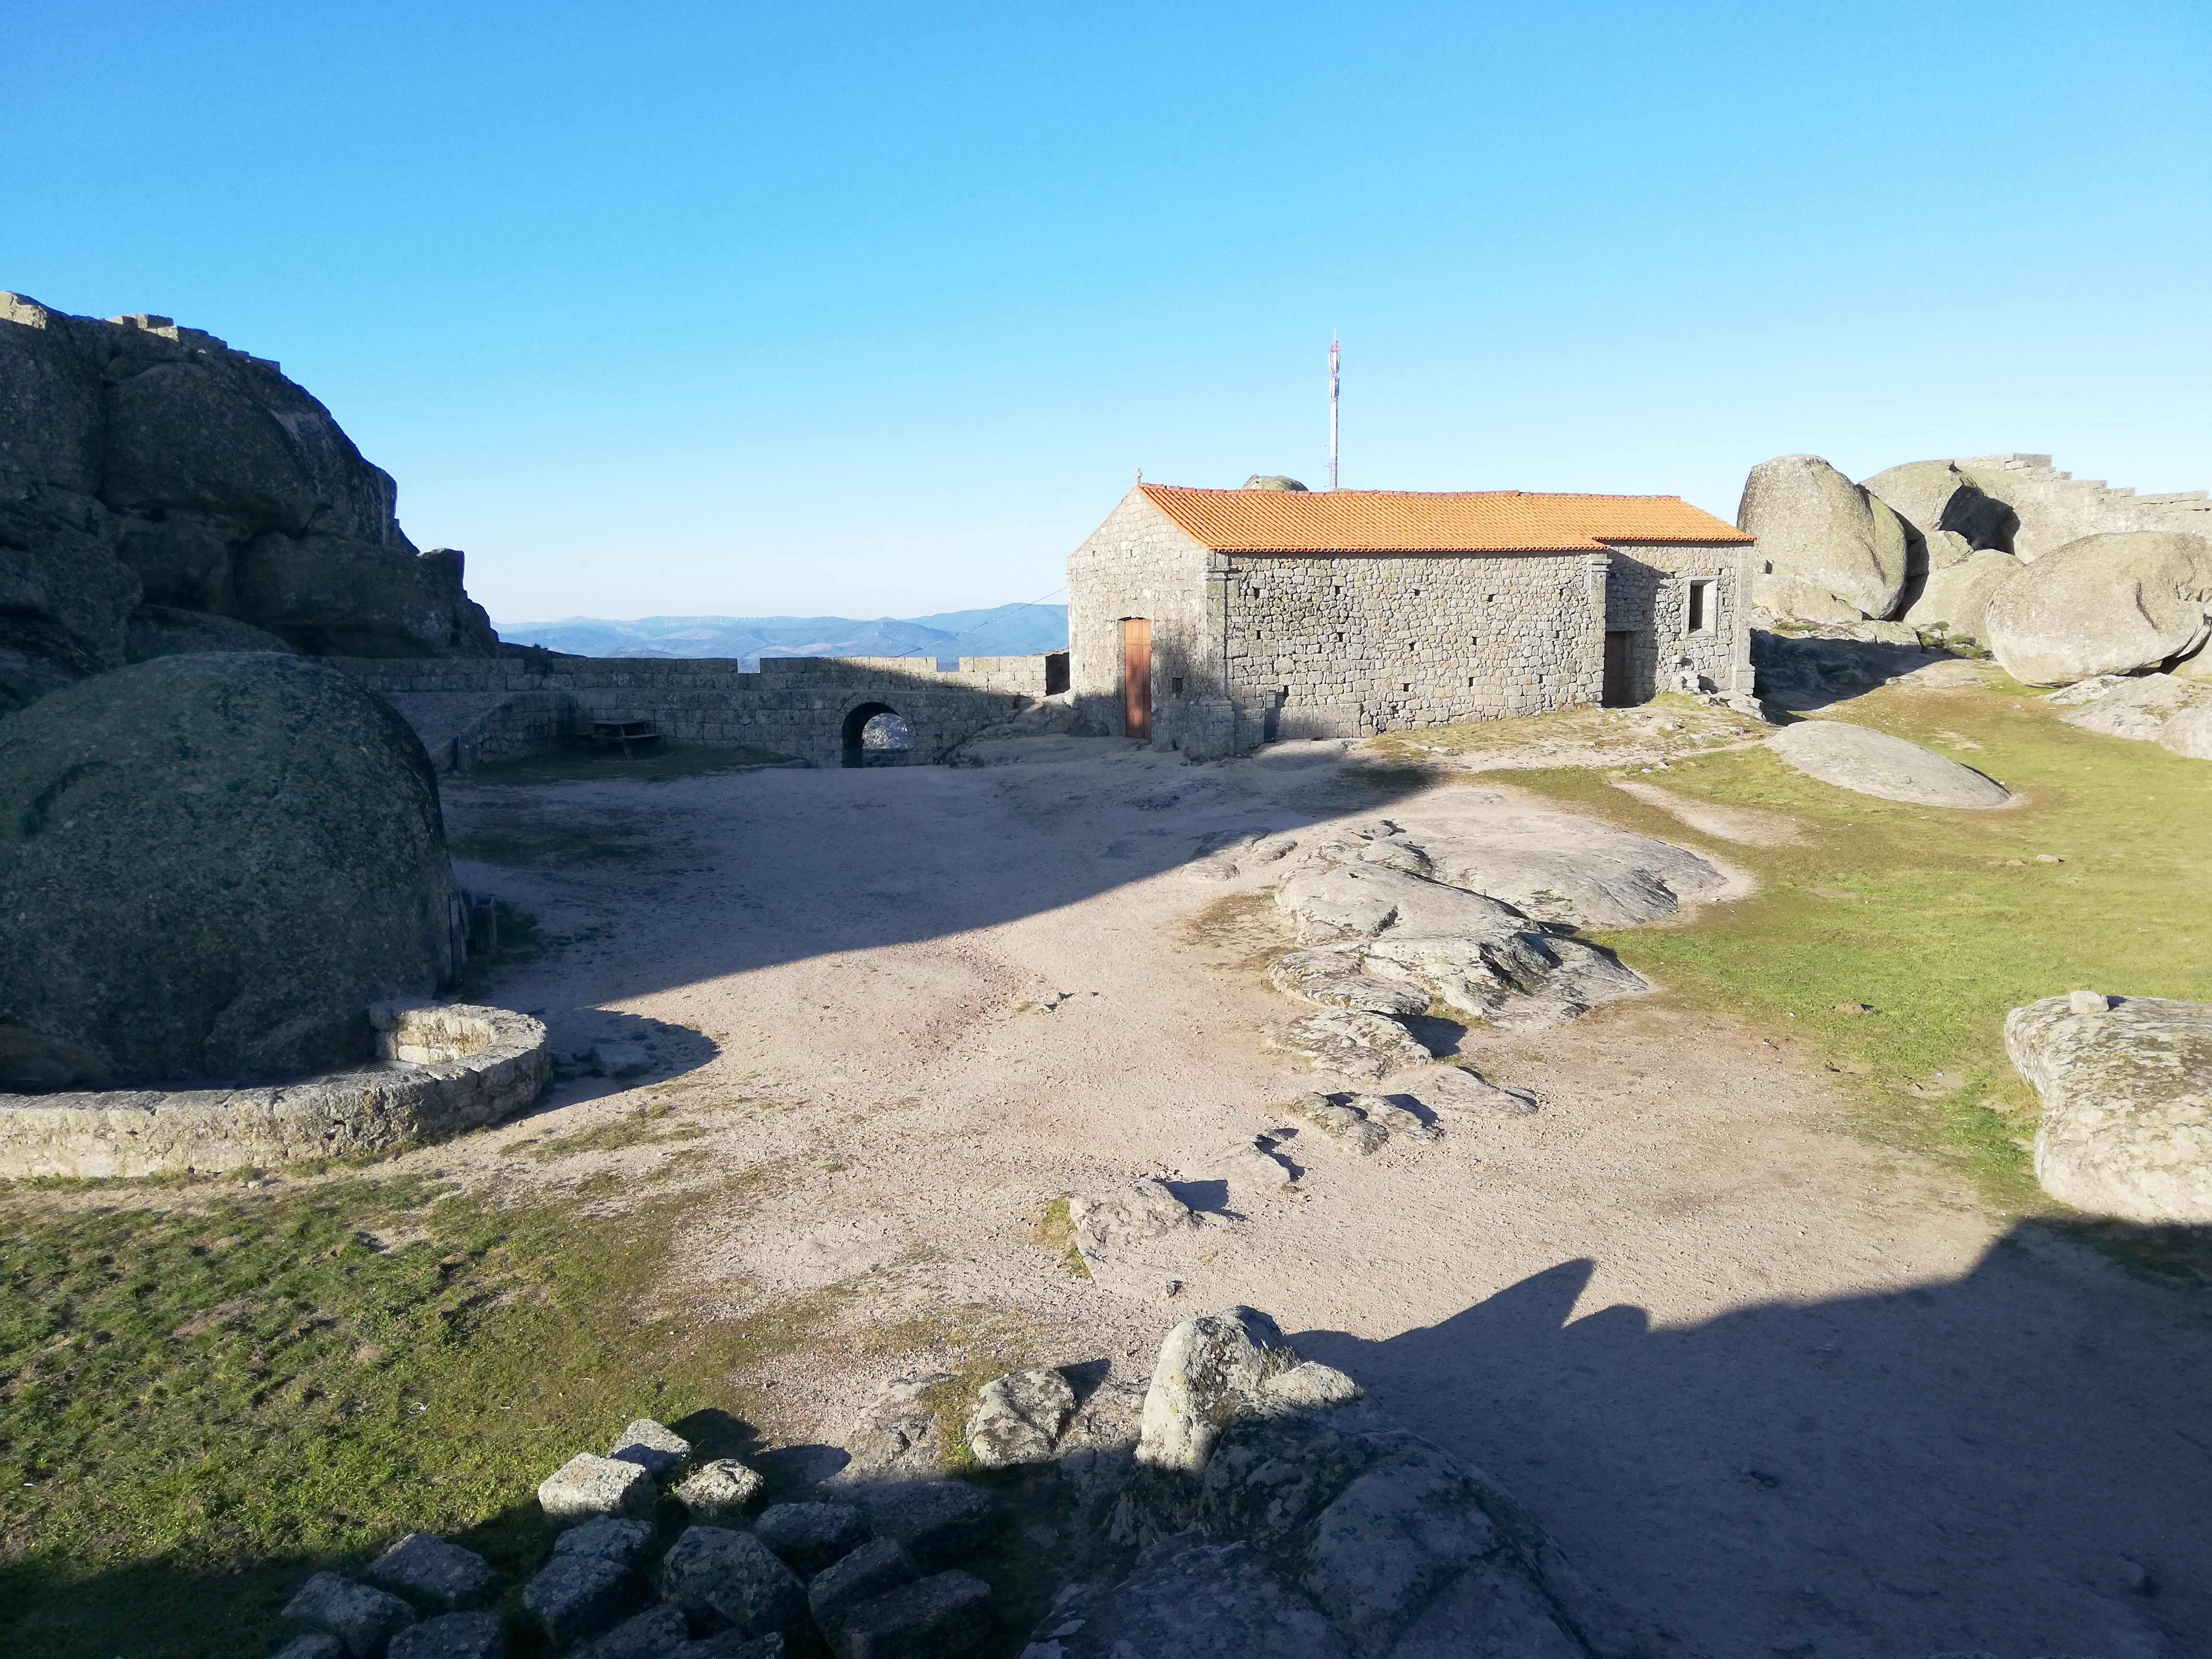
580, 1604, 690, 1659
610, 1418, 693, 1476
368, 1533, 500, 1611
386, 1611, 508, 1659
829, 1570, 993, 1659
658, 1526, 806, 1638
553, 1516, 659, 1569
807, 1538, 920, 1629
539, 1452, 659, 1520
671, 1457, 767, 1519
282, 1572, 418, 1659
753, 1501, 866, 1570
859, 1483, 995, 1569
522, 1554, 634, 1648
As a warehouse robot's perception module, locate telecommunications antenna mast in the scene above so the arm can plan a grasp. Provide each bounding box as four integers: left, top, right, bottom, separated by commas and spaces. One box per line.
1328, 334, 1341, 490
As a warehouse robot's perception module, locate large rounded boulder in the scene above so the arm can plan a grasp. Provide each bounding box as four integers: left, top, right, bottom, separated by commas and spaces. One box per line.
1984, 531, 2212, 685
1738, 455, 1911, 623
1901, 548, 2022, 643
0, 653, 457, 1089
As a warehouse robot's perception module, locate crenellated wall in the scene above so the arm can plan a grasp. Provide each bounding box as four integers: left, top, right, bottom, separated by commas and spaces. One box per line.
329, 653, 1051, 771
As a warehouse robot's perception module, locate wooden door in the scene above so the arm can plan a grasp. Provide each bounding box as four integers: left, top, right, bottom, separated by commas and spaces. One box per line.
1602, 630, 1634, 707
1121, 618, 1153, 740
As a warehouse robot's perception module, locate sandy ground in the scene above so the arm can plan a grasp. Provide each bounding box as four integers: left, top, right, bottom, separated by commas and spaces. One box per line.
420, 734, 2208, 1659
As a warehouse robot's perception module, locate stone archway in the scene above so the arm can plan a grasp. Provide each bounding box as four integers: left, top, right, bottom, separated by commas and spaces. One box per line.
841, 702, 913, 768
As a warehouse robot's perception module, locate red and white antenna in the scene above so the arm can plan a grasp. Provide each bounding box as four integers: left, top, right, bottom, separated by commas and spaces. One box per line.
1327, 335, 1341, 490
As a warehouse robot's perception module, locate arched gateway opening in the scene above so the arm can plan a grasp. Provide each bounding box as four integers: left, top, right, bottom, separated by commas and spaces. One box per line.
841, 703, 913, 767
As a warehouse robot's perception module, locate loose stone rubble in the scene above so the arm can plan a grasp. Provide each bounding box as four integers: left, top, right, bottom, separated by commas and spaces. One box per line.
268, 1318, 2047, 1659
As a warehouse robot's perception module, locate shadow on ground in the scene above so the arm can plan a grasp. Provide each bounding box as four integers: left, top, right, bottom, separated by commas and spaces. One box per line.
1294, 1219, 2212, 1659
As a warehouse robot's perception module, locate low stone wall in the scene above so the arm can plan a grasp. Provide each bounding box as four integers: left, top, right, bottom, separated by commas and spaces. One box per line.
329, 654, 1051, 769
0, 1002, 548, 1178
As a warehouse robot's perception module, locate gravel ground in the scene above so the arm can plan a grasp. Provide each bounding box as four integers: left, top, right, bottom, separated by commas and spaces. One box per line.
404, 733, 2206, 1659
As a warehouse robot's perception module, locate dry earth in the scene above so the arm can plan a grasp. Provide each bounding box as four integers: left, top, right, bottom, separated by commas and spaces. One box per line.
336, 728, 2206, 1659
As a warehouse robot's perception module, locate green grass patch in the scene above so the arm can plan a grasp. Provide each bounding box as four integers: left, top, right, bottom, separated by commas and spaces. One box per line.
1030, 1200, 1091, 1280
1483, 683, 2211, 1222
0, 1175, 818, 1659
507, 1102, 710, 1162
465, 744, 796, 787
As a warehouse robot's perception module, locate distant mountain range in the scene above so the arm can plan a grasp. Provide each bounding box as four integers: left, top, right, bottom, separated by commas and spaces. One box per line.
493, 603, 1069, 668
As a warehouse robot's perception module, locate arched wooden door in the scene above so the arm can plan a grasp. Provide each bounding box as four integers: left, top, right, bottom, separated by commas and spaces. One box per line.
1120, 618, 1152, 740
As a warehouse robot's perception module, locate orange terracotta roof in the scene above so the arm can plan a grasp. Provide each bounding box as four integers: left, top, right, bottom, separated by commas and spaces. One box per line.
1136, 483, 1752, 553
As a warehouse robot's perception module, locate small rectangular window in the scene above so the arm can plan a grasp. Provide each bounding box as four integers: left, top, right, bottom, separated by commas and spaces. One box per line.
1687, 579, 1714, 633
1170, 676, 1184, 696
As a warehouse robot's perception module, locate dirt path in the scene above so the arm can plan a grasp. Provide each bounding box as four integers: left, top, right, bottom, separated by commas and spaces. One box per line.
433, 739, 2209, 1659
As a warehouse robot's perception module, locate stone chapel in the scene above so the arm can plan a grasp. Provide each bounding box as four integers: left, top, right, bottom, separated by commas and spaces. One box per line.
1066, 475, 1756, 756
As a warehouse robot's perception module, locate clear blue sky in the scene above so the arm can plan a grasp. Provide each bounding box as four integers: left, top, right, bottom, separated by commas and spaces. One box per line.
8, 1, 2208, 623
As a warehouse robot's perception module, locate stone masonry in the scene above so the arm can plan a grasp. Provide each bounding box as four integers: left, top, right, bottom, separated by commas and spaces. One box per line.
329, 653, 1052, 771
1069, 482, 1755, 757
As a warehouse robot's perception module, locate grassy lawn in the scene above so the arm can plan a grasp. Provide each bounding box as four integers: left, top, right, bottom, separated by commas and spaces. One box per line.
1485, 679, 2212, 1257
0, 1174, 812, 1659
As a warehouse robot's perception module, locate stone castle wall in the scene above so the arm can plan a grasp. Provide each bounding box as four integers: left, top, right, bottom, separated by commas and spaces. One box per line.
1220, 549, 1609, 742
1066, 492, 1216, 749
1602, 541, 1755, 701
331, 653, 1050, 770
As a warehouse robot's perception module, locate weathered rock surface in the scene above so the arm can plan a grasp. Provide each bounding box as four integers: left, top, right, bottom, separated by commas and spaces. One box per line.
386, 1611, 507, 1659
1067, 1179, 1202, 1283
1399, 815, 1730, 929
610, 1418, 693, 1476
1901, 549, 2021, 642
1346, 1093, 1441, 1143
1768, 720, 2011, 808
1862, 460, 2020, 556
1134, 1307, 1305, 1475
2007, 994, 2212, 1223
275, 1636, 348, 1659
841, 1373, 956, 1478
859, 1481, 997, 1568
2057, 672, 2212, 743
1025, 1536, 1353, 1659
754, 1501, 866, 1571
578, 1605, 688, 1659
809, 1538, 921, 1628
1269, 949, 1431, 1017
1206, 1132, 1300, 1193
523, 1553, 634, 1647
966, 1368, 1078, 1468
368, 1533, 500, 1611
2159, 705, 2212, 759
1738, 454, 1912, 622
0, 292, 494, 711
659, 1526, 808, 1637
1286, 1094, 1391, 1154
1985, 531, 2212, 685
554, 1517, 659, 1569
827, 1569, 993, 1659
1750, 628, 1947, 710
1278, 1009, 1437, 1080
0, 654, 457, 1089
672, 1458, 768, 1518
124, 601, 296, 662
1417, 1065, 1539, 1117
538, 1453, 660, 1521
283, 1572, 418, 1659
1276, 860, 1647, 1034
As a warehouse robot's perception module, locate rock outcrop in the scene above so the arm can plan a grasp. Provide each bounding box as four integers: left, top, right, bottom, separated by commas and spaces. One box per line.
2055, 673, 2212, 744
0, 293, 495, 711
1984, 530, 2212, 685
1899, 548, 2022, 643
2006, 993, 2212, 1224
1268, 819, 1716, 1046
0, 654, 457, 1088
1767, 720, 2011, 808
1737, 455, 1911, 623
